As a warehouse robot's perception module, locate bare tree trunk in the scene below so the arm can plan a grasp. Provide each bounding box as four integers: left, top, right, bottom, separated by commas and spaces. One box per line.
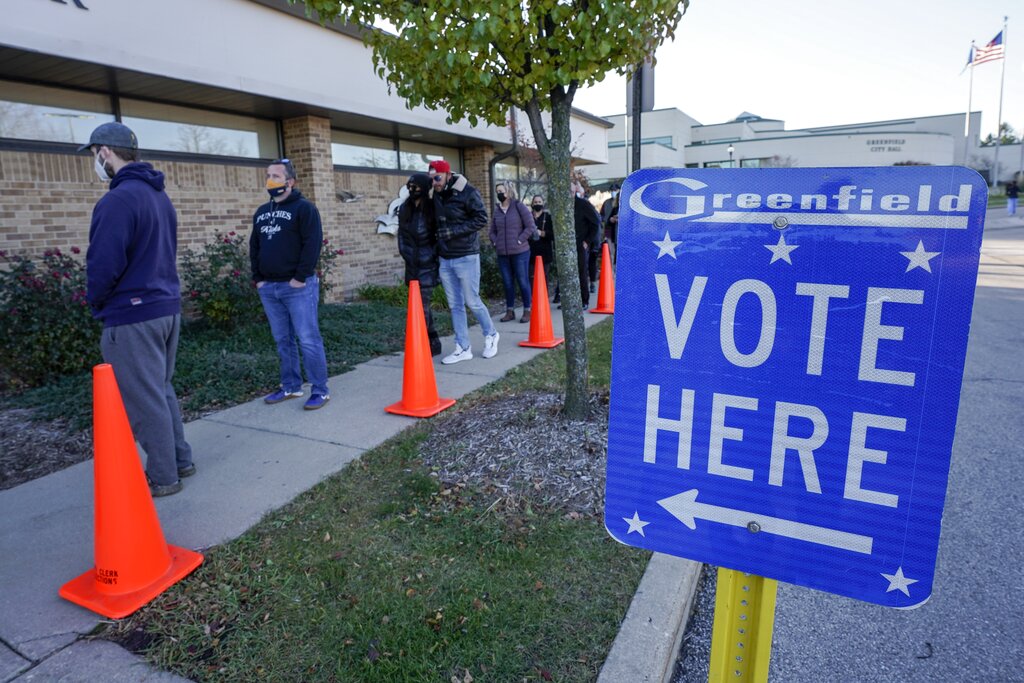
525, 90, 589, 419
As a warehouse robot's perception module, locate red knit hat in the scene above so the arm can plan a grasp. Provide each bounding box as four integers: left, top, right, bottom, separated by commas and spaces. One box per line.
428, 159, 451, 174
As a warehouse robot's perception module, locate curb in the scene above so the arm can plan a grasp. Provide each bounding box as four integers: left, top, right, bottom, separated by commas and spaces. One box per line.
598, 554, 704, 683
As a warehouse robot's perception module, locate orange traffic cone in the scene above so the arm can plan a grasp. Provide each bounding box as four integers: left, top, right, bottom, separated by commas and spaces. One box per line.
520, 256, 565, 349
59, 364, 203, 619
385, 280, 456, 417
590, 242, 615, 314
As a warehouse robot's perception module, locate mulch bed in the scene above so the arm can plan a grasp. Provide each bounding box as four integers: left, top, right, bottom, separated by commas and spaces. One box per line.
0, 409, 92, 490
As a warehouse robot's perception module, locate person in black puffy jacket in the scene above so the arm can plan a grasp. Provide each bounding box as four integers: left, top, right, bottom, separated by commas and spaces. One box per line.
429, 160, 499, 364
397, 173, 442, 356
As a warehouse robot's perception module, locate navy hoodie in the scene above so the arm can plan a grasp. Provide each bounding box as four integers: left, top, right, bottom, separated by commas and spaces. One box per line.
249, 189, 322, 283
86, 162, 182, 327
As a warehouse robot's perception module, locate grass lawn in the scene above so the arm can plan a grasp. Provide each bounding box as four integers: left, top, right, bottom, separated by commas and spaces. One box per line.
108, 319, 650, 682
9, 300, 449, 431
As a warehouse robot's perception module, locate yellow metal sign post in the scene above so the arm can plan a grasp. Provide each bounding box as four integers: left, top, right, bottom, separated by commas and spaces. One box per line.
709, 568, 778, 682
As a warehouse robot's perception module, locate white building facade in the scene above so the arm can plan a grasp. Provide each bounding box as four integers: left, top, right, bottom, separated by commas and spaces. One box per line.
589, 108, 1022, 188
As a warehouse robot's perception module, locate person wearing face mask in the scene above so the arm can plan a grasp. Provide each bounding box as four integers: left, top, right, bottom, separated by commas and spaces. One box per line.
250, 159, 331, 411
528, 195, 555, 300
397, 173, 443, 356
428, 159, 499, 364
600, 183, 620, 265
571, 180, 600, 309
79, 122, 194, 497
488, 182, 536, 323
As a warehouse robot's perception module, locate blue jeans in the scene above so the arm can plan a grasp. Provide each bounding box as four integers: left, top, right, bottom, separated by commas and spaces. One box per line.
1009, 197, 1018, 215
497, 251, 532, 310
258, 277, 329, 396
439, 254, 496, 350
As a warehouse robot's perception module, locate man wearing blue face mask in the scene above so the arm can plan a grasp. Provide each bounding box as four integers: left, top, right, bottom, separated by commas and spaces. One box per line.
250, 159, 331, 411
80, 122, 195, 497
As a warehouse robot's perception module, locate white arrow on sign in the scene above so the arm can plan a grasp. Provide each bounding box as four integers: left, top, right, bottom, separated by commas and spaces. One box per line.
657, 489, 874, 555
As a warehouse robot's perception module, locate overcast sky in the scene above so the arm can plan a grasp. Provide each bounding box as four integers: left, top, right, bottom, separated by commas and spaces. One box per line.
573, 0, 1021, 138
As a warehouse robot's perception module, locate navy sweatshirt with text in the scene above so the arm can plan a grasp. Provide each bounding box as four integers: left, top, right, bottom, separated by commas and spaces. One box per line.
86, 162, 181, 327
249, 190, 323, 283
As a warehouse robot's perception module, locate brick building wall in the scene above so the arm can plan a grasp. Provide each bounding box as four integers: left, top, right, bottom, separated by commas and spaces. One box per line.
0, 133, 497, 300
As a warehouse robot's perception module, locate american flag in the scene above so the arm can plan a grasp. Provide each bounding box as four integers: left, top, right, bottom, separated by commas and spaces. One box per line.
972, 31, 1004, 66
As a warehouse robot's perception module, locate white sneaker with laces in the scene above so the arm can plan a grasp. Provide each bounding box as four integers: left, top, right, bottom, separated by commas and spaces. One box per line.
442, 344, 473, 364
482, 332, 500, 359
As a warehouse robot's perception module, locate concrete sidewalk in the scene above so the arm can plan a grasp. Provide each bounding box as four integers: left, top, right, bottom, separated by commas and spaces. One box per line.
0, 307, 698, 682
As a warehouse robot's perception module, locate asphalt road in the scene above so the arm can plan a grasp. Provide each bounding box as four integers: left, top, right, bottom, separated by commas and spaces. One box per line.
674, 209, 1024, 682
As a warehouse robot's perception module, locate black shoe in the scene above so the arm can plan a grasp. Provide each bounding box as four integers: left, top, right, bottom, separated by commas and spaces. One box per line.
148, 478, 183, 497
178, 464, 196, 478
430, 341, 443, 357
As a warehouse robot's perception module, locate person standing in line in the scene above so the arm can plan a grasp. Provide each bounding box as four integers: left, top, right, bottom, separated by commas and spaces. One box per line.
529, 194, 555, 297
600, 184, 620, 265
571, 180, 600, 309
489, 182, 536, 323
81, 122, 194, 497
397, 172, 443, 356
1007, 179, 1019, 216
428, 159, 499, 364
586, 192, 604, 295
250, 158, 331, 410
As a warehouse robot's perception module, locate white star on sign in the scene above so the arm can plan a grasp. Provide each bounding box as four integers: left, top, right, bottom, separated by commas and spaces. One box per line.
623, 511, 650, 537
764, 234, 798, 264
901, 240, 940, 273
653, 232, 682, 259
881, 566, 919, 597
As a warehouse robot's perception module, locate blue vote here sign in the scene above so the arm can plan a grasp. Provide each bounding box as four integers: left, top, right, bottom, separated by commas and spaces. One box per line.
605, 167, 986, 607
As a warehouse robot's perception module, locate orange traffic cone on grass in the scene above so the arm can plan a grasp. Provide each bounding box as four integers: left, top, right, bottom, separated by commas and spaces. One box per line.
589, 242, 615, 314
520, 256, 565, 349
59, 364, 203, 619
385, 280, 456, 417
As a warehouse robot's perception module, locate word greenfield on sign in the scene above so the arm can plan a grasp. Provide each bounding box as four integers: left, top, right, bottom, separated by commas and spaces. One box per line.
605, 167, 985, 608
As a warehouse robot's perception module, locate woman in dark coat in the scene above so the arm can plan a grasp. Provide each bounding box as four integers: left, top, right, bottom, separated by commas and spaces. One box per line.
397, 173, 443, 356
529, 194, 555, 297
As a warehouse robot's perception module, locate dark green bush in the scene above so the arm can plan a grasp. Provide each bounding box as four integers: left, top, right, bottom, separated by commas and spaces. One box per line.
478, 246, 504, 300
181, 231, 344, 328
357, 281, 449, 310
180, 232, 261, 328
0, 248, 101, 389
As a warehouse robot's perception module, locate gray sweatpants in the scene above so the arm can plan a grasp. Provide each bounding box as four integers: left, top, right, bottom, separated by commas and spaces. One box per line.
100, 314, 193, 486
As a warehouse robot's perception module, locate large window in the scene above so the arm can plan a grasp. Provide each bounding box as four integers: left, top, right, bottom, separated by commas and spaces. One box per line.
121, 99, 278, 158
398, 140, 460, 173
331, 131, 461, 172
331, 131, 398, 169
0, 81, 113, 144
0, 81, 279, 159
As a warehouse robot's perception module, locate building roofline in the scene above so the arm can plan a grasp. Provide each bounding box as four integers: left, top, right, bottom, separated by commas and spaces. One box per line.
686, 130, 955, 148
796, 111, 981, 132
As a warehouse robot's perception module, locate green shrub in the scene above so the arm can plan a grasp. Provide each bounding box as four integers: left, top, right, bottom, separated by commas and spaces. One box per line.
181, 232, 344, 328
479, 246, 504, 300
357, 281, 449, 310
180, 232, 261, 328
0, 248, 101, 389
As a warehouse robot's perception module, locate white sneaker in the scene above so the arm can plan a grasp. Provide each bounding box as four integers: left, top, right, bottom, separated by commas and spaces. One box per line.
482, 332, 500, 359
442, 344, 473, 364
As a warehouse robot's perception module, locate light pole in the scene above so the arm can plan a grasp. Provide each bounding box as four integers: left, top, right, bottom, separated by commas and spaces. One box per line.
727, 144, 735, 168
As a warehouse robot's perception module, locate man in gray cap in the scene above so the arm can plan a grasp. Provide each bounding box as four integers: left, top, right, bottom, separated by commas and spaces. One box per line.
80, 122, 194, 497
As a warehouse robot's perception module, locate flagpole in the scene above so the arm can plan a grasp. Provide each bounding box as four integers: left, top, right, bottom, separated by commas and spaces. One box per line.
992, 16, 1007, 189
964, 41, 974, 164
